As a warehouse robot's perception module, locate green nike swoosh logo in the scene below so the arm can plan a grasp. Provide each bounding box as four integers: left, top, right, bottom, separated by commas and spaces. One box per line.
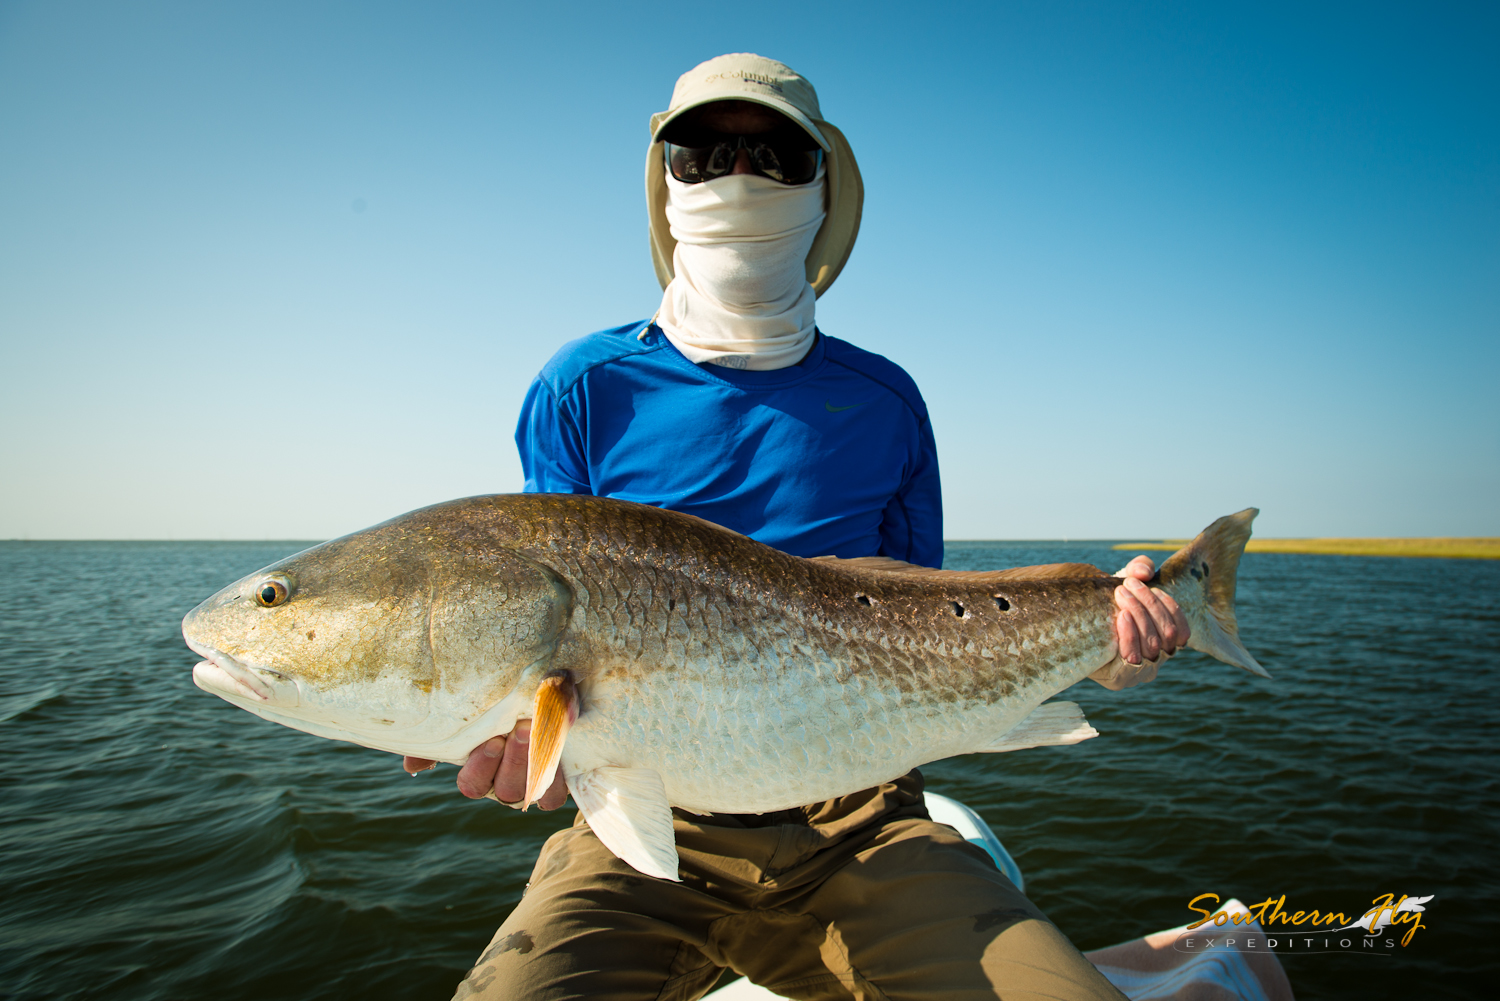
825, 400, 868, 413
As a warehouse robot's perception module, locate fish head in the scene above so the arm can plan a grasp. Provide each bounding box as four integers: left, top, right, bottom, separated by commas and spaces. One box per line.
182, 510, 572, 760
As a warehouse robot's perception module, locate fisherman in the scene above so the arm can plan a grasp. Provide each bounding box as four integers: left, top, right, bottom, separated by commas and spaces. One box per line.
406, 53, 1188, 1001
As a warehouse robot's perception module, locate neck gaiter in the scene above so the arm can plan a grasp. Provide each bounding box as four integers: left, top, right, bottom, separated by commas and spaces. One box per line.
656, 169, 826, 371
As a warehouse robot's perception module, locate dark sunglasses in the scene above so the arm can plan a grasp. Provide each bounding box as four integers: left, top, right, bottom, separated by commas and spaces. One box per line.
663, 130, 824, 186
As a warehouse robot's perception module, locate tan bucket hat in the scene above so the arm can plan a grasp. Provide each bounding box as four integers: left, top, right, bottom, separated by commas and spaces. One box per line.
646, 53, 864, 297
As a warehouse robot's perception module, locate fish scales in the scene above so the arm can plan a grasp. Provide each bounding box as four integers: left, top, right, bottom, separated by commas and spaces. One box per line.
523, 507, 1096, 799
184, 494, 1265, 878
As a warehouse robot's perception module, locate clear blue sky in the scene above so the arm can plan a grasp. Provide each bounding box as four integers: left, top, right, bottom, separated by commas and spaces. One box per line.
1, 0, 1495, 540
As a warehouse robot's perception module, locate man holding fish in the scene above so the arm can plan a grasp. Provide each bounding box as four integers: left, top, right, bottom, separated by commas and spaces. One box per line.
418, 54, 1189, 1000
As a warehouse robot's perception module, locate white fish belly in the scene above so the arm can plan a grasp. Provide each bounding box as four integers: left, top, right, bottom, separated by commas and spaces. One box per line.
561, 649, 1105, 815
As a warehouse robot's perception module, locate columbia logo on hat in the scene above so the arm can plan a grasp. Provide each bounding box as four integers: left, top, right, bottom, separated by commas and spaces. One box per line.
704, 71, 785, 93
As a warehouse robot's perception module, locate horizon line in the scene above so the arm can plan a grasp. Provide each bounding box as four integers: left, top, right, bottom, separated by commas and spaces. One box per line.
6, 536, 1496, 544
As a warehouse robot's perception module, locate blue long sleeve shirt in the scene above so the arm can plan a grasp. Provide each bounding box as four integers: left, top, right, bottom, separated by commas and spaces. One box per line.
515, 321, 943, 566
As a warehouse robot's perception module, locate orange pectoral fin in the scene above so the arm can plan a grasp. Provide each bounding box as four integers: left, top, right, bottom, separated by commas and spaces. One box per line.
523, 670, 578, 811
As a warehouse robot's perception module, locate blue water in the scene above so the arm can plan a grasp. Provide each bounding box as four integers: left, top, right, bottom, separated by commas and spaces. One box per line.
1, 539, 1496, 999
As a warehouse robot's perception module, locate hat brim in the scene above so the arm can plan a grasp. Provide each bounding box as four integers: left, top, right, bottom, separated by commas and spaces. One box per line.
646, 118, 863, 298
649, 95, 832, 152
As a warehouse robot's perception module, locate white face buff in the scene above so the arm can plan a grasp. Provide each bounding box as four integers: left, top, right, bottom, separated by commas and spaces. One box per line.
655, 168, 826, 371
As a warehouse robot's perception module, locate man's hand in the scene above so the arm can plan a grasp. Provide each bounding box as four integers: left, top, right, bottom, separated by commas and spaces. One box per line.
1091, 555, 1191, 691
402, 719, 569, 810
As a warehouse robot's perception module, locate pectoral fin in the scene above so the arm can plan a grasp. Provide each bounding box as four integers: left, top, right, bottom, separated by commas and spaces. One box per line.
523, 670, 577, 810
978, 701, 1098, 753
568, 766, 680, 881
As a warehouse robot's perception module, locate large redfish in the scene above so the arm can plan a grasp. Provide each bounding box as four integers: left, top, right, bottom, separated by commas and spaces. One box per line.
183, 496, 1265, 879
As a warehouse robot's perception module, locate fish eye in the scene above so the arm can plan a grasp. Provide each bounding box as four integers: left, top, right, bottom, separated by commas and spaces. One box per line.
255, 578, 290, 607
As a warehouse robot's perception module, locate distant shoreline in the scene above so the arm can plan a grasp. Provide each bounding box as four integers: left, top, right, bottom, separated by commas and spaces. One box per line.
1111, 538, 1500, 559
5, 538, 1498, 560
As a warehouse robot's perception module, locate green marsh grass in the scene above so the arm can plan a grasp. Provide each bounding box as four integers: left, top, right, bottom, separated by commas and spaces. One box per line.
1112, 537, 1500, 559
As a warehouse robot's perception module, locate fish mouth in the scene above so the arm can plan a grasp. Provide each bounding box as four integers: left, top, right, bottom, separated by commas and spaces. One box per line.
188, 639, 300, 707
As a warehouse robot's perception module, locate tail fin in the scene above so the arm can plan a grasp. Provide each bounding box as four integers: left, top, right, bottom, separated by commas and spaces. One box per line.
1155, 509, 1269, 678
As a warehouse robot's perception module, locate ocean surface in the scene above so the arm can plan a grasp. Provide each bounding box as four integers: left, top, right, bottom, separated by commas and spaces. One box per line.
1, 539, 1496, 1000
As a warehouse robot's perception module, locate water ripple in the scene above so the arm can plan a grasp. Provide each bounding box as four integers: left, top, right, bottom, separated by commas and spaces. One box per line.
1, 540, 1495, 999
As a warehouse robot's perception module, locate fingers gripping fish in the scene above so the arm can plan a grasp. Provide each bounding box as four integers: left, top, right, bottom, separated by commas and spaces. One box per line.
183, 495, 1266, 880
